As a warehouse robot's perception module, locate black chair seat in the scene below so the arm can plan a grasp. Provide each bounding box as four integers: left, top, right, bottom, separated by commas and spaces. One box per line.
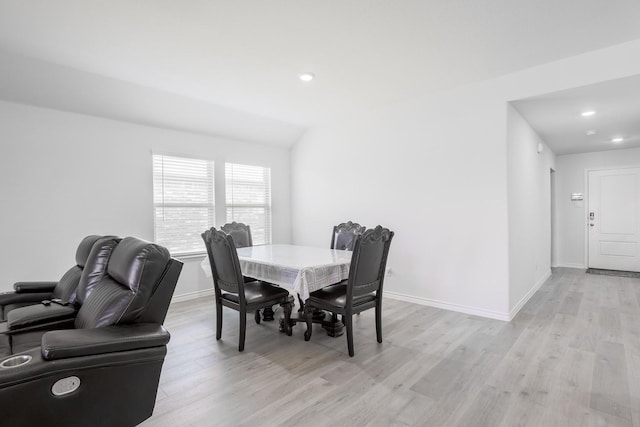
308, 283, 376, 309
222, 282, 289, 305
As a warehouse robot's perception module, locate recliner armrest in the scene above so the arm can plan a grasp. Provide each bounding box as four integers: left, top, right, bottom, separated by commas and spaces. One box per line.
0, 291, 53, 307
6, 304, 76, 330
41, 323, 170, 360
13, 282, 58, 293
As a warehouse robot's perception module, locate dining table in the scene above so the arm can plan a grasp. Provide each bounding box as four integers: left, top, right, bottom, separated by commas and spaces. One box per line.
200, 244, 353, 336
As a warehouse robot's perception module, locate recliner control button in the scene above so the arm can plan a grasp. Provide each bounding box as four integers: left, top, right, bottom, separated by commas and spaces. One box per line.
52, 376, 80, 396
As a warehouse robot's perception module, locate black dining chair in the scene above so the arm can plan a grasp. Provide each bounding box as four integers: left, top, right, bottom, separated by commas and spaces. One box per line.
201, 227, 293, 352
326, 221, 366, 323
296, 221, 366, 321
221, 221, 253, 248
221, 221, 276, 321
330, 221, 366, 251
304, 225, 394, 357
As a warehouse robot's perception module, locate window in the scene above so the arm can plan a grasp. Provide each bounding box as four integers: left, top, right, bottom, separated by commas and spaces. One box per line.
225, 163, 272, 245
153, 154, 214, 255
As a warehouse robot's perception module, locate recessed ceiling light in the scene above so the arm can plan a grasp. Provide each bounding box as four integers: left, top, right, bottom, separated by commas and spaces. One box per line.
581, 111, 596, 117
586, 130, 596, 136
612, 137, 624, 143
299, 72, 314, 82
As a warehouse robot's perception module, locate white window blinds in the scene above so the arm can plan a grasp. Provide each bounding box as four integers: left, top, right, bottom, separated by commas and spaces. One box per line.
225, 163, 272, 245
153, 154, 214, 255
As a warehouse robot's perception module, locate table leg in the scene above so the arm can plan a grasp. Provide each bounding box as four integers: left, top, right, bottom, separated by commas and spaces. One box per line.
262, 306, 275, 321
321, 313, 344, 337
284, 299, 344, 337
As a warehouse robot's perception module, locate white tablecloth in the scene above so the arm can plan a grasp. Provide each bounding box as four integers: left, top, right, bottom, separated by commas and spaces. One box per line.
200, 244, 352, 300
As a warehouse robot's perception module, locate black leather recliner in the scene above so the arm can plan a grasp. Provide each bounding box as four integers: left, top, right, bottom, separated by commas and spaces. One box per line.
0, 236, 183, 427
0, 235, 109, 321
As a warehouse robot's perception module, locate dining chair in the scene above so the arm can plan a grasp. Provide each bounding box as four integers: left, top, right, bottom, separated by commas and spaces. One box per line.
304, 225, 394, 357
326, 221, 365, 322
201, 227, 292, 352
221, 221, 253, 248
221, 221, 277, 321
296, 221, 366, 320
330, 221, 366, 251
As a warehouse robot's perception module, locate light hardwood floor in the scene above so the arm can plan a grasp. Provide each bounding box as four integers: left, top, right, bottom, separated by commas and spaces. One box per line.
141, 268, 640, 426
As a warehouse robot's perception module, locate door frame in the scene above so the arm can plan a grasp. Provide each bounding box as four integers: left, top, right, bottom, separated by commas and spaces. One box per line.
584, 165, 640, 269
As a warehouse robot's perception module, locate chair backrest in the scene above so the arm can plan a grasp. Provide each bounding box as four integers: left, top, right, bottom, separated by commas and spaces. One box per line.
346, 226, 394, 302
74, 237, 174, 329
221, 222, 253, 248
331, 221, 366, 251
51, 235, 110, 304
202, 227, 246, 302
137, 257, 183, 325
74, 236, 121, 307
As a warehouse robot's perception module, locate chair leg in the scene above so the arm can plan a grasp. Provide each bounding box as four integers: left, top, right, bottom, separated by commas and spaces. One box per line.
341, 313, 357, 324
375, 302, 382, 343
215, 301, 223, 341
254, 310, 261, 324
281, 299, 293, 336
345, 314, 354, 357
303, 304, 313, 341
239, 311, 246, 352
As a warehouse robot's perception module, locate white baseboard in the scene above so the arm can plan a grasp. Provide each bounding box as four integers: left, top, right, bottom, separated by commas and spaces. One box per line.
384, 291, 510, 321
509, 269, 551, 320
553, 263, 585, 269
171, 288, 214, 304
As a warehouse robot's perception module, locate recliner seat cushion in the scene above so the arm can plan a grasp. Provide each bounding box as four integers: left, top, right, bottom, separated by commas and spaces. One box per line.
7, 304, 76, 330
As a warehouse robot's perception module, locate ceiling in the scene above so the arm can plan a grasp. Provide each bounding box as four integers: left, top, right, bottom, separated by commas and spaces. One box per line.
512, 75, 640, 156
1, 1, 640, 147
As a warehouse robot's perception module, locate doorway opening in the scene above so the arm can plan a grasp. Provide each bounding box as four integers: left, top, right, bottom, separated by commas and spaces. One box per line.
587, 167, 640, 273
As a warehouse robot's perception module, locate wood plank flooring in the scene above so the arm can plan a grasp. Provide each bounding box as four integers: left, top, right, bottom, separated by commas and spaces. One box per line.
141, 268, 640, 426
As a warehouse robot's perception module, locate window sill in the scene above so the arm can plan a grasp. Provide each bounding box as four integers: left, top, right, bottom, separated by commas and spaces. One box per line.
173, 252, 207, 261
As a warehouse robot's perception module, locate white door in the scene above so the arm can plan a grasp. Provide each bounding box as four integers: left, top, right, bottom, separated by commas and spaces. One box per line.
588, 168, 640, 271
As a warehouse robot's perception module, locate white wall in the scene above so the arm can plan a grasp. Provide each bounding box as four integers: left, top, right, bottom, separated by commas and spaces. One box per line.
0, 101, 291, 297
507, 105, 555, 315
555, 147, 640, 268
291, 38, 640, 320
292, 85, 512, 319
